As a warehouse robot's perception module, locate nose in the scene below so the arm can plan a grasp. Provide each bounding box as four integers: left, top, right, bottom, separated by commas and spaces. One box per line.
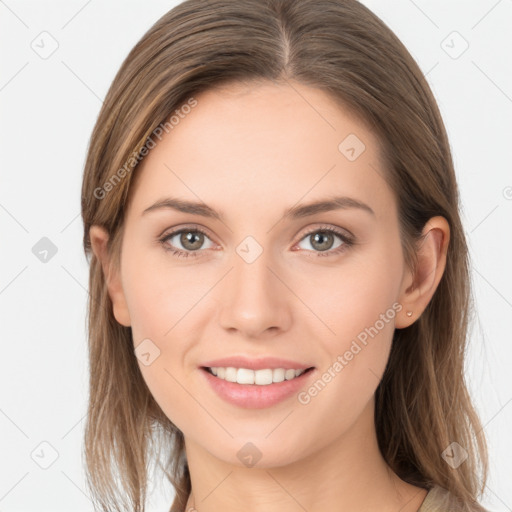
217, 243, 292, 338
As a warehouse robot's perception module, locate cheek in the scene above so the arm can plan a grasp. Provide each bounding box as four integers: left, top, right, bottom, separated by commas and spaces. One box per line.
306, 239, 402, 342
122, 246, 203, 342
298, 238, 402, 395
121, 251, 204, 431
292, 258, 400, 439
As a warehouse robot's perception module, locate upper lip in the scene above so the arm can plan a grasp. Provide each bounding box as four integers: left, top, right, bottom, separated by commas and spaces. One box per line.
200, 356, 314, 371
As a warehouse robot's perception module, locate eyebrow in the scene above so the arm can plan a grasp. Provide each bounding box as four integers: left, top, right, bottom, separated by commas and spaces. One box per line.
142, 195, 375, 221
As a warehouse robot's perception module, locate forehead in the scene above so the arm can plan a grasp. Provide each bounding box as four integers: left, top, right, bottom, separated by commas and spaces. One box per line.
126, 80, 393, 223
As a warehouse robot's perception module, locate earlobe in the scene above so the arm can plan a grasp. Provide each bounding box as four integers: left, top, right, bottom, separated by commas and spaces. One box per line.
89, 225, 132, 327
395, 216, 450, 329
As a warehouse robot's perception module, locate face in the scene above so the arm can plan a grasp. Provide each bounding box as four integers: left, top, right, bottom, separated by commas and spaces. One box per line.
102, 80, 415, 467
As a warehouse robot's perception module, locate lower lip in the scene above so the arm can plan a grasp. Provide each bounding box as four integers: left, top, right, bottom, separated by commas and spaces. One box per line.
200, 367, 316, 409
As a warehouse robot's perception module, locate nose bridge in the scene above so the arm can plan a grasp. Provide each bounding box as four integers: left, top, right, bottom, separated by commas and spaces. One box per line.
233, 237, 273, 293
217, 234, 290, 336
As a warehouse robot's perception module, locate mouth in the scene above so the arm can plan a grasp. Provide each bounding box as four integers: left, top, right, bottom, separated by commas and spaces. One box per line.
201, 366, 316, 386
199, 364, 317, 409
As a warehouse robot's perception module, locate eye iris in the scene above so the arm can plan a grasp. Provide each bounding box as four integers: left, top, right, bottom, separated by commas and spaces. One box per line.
311, 231, 334, 251
181, 231, 204, 250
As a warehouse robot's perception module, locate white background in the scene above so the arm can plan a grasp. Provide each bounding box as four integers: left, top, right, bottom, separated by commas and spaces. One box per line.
0, 0, 511, 510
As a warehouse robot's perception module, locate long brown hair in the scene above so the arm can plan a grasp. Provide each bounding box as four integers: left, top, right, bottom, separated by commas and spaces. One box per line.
80, 1, 489, 510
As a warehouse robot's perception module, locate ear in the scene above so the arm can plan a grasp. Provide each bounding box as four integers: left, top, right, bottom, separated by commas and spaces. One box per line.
89, 225, 131, 327
395, 216, 450, 329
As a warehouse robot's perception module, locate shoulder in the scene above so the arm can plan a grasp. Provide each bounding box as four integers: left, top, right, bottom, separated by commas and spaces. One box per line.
418, 485, 491, 512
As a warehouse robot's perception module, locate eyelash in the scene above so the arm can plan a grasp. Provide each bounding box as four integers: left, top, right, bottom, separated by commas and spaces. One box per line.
158, 224, 355, 259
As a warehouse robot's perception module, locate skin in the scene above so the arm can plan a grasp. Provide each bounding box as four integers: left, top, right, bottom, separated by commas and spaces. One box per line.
90, 80, 450, 512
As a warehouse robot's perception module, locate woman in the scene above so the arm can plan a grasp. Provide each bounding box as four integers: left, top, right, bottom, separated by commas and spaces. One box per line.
81, 1, 489, 511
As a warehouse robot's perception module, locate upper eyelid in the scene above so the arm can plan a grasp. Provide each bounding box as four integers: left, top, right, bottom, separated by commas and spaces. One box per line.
160, 224, 216, 244
300, 224, 353, 239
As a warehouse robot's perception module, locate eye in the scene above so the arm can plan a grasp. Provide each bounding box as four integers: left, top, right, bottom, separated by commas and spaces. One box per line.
159, 226, 215, 258
159, 224, 355, 259
295, 225, 354, 257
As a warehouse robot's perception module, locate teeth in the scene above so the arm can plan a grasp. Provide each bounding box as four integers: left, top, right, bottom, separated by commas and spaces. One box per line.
208, 367, 308, 385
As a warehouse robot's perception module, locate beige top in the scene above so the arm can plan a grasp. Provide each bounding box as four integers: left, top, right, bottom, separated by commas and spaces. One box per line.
418, 485, 490, 512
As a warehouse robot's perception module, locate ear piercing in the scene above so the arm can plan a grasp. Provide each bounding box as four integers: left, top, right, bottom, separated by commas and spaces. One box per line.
406, 311, 413, 317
